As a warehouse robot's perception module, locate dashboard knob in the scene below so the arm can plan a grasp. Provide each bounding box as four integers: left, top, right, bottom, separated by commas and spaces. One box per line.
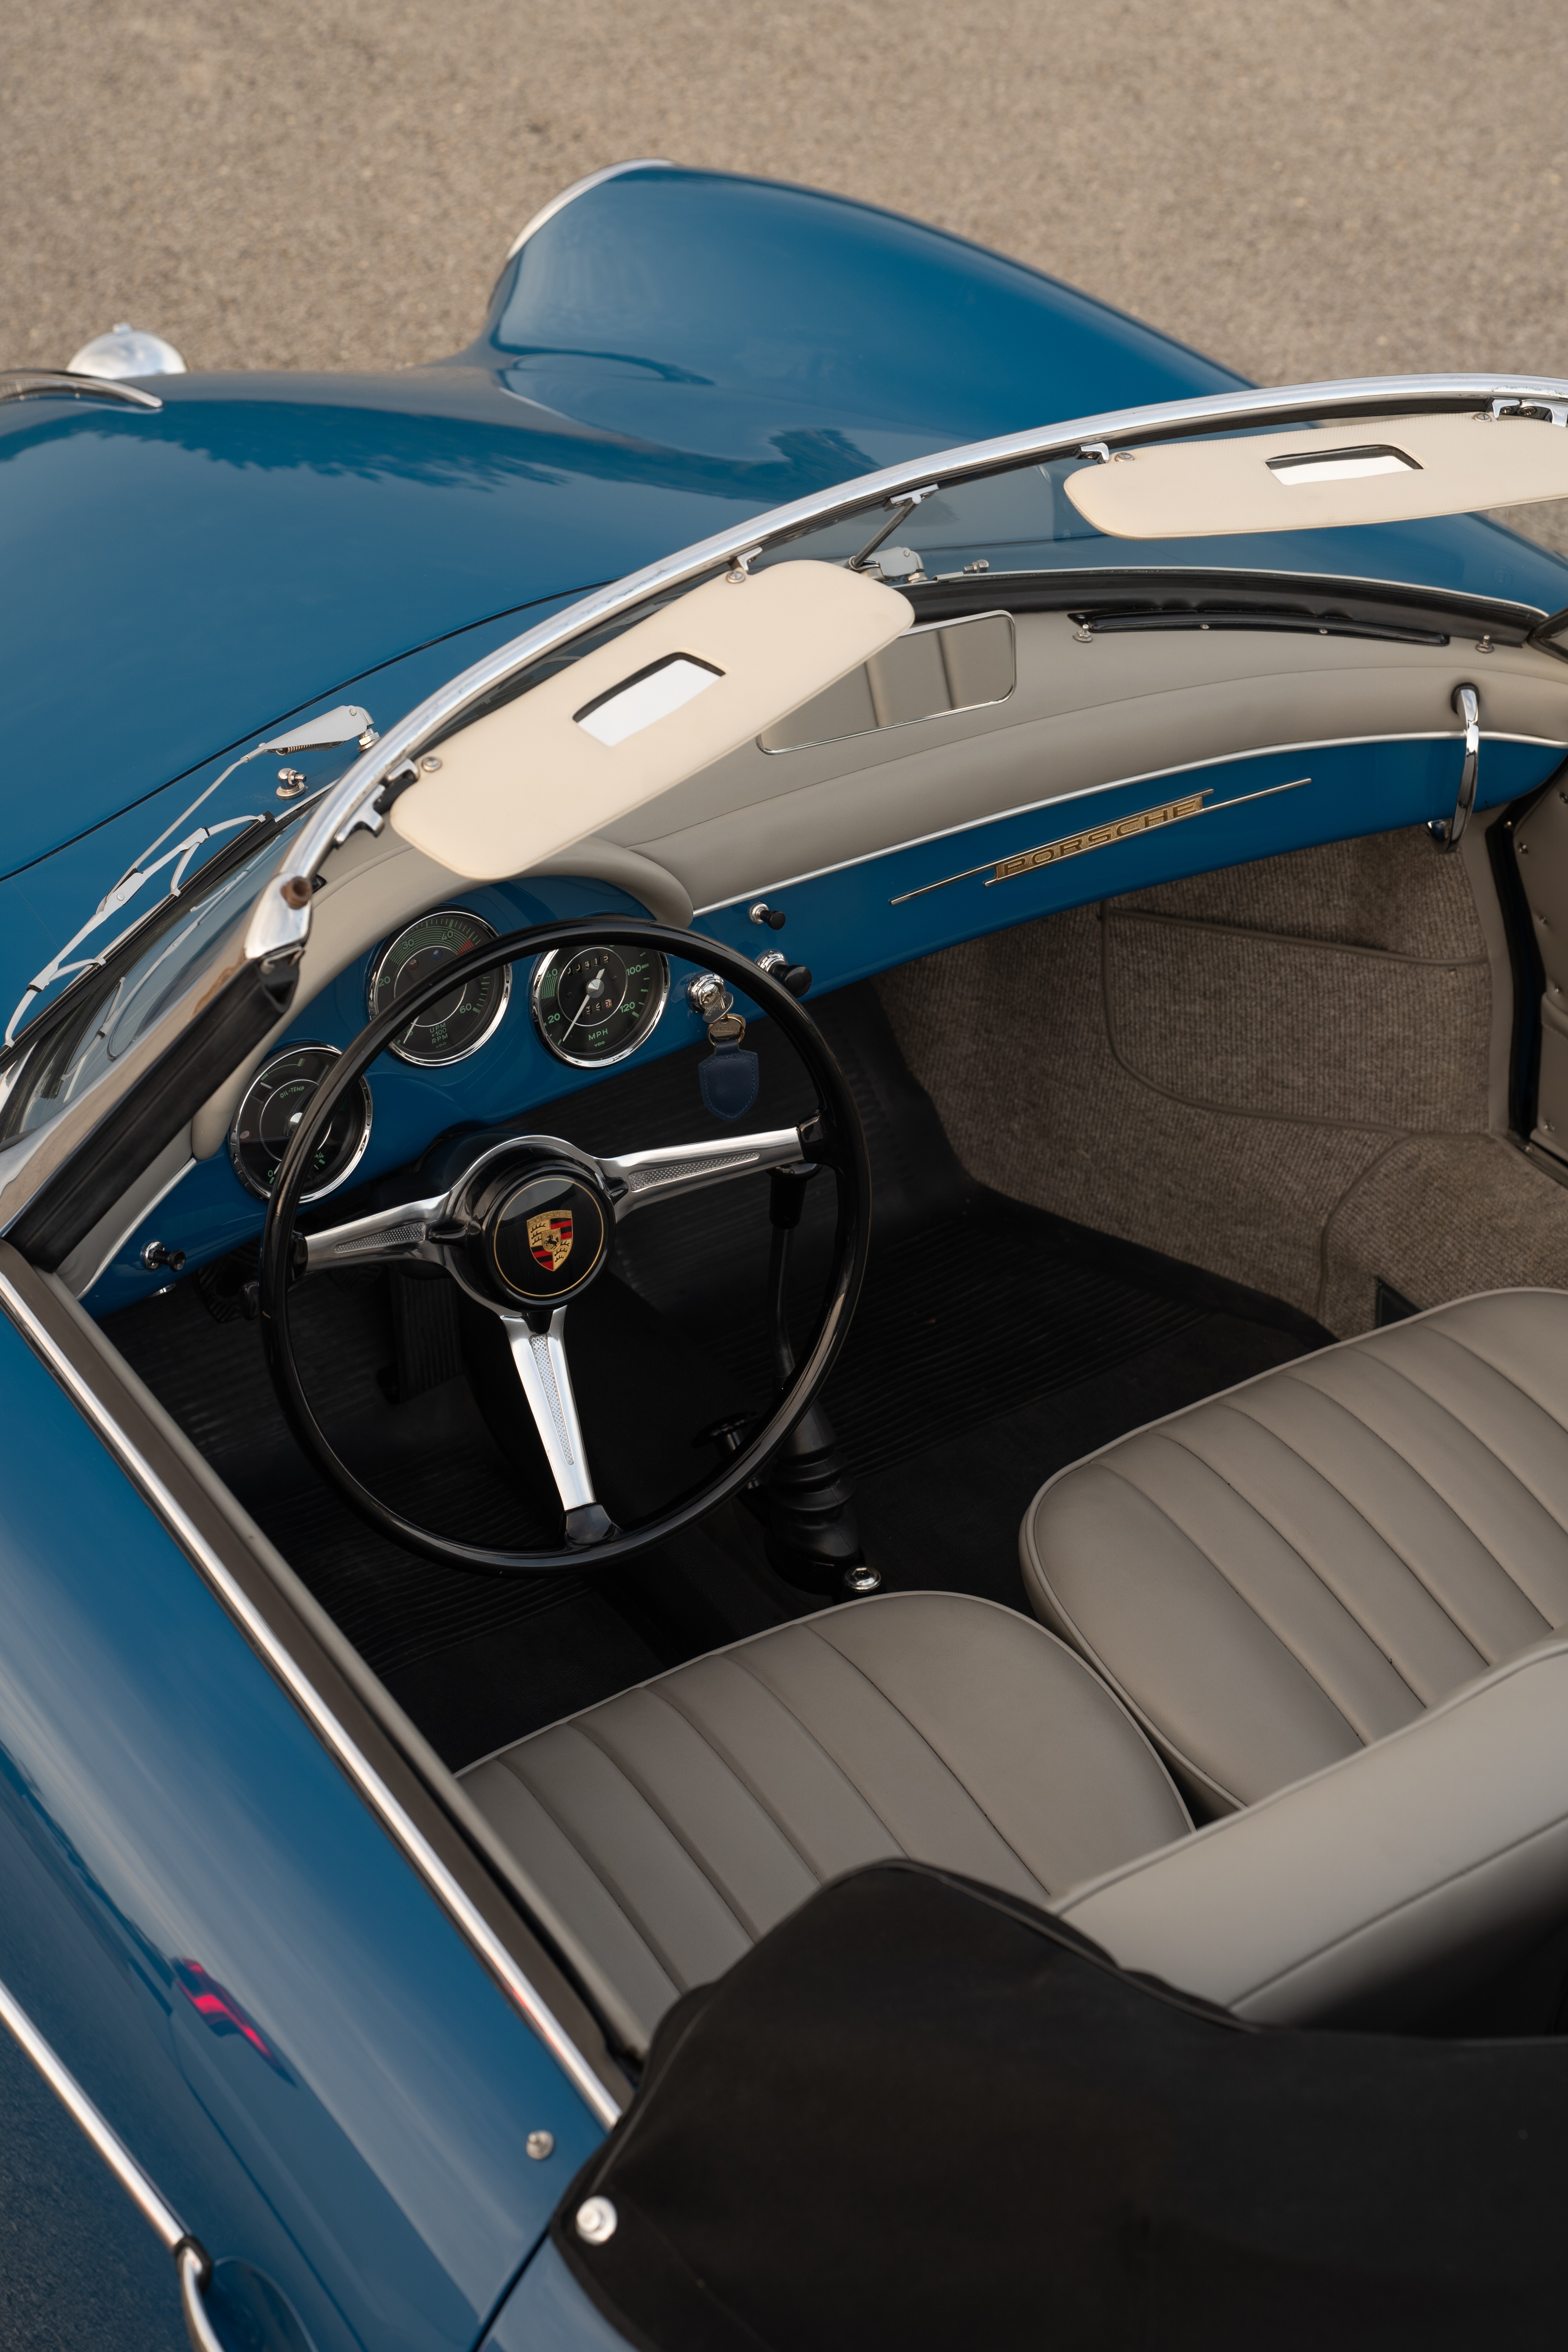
757, 951, 811, 997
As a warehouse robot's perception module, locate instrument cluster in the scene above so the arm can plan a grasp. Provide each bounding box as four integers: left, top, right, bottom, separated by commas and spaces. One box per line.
227, 910, 673, 1202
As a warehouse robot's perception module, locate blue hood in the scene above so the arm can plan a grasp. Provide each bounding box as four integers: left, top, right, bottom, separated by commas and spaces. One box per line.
2, 168, 1247, 896
5, 164, 1565, 931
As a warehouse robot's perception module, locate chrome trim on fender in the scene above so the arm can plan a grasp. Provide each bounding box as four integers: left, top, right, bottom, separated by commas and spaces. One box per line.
0, 1964, 185, 2247
0, 368, 164, 411
178, 2243, 226, 2352
242, 371, 1568, 973
0, 1263, 623, 2131
504, 157, 675, 260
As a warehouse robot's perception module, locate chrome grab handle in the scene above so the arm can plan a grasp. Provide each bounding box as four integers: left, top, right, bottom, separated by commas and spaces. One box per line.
177, 2240, 226, 2352
1430, 682, 1480, 851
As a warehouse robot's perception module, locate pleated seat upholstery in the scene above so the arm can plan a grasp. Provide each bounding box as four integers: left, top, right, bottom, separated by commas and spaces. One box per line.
1021, 1290, 1568, 1813
461, 1590, 1190, 2051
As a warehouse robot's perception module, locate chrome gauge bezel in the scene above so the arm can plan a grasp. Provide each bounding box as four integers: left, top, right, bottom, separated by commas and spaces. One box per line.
366, 907, 512, 1068
530, 945, 671, 1069
228, 1042, 374, 1204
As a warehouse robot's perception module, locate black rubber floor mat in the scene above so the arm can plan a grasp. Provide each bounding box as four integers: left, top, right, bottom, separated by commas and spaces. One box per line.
818, 1199, 1207, 1479
851, 1308, 1310, 1608
104, 1274, 584, 1681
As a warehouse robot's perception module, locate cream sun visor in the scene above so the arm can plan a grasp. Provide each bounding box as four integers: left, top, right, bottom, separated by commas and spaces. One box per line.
390, 560, 913, 881
1062, 410, 1568, 538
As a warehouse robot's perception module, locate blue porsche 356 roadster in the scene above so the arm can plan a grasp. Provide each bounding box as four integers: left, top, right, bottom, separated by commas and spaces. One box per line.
7, 160, 1568, 2349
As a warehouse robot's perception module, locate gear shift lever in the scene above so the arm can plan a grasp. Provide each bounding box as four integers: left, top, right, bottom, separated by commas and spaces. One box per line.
759, 1163, 880, 1599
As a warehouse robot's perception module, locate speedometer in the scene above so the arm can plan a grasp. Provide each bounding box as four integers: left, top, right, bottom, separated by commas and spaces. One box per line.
530, 945, 670, 1067
367, 908, 510, 1066
229, 1044, 372, 1203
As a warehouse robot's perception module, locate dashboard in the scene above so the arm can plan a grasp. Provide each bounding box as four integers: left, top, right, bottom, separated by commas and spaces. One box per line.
88, 870, 777, 1317
83, 649, 1568, 1319
225, 911, 673, 1207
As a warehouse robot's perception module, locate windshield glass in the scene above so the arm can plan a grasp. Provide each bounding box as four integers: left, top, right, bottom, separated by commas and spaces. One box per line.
0, 820, 296, 1154
767, 448, 1568, 610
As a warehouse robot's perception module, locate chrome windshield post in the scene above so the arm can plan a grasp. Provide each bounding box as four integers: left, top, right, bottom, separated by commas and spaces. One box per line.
1430, 682, 1481, 850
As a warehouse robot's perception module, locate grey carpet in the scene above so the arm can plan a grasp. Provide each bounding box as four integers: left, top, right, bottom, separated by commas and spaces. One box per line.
878, 824, 1568, 1335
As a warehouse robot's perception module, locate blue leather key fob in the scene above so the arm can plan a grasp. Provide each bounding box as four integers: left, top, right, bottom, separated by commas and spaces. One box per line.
700, 1037, 760, 1120
699, 1007, 759, 1120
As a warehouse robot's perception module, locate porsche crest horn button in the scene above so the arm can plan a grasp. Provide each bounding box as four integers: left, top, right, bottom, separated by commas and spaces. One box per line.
528, 1208, 574, 1273
487, 1169, 607, 1305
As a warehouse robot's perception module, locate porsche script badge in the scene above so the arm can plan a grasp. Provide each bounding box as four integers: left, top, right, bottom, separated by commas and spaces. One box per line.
527, 1210, 574, 1272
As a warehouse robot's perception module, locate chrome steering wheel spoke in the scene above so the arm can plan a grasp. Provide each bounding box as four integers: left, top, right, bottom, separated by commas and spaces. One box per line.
301, 1194, 449, 1271
598, 1126, 810, 1218
501, 1308, 612, 1545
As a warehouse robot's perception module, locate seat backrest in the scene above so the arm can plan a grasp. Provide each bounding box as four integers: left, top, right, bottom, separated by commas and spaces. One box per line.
1051, 1635, 1568, 2026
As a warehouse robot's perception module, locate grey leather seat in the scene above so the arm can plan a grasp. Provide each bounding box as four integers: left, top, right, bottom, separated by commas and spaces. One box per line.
461, 1590, 1190, 2051
1021, 1290, 1568, 1814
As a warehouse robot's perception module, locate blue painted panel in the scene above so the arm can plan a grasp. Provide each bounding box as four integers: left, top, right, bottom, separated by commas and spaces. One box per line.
480, 2241, 632, 2352
0, 596, 590, 1045
0, 377, 744, 881
481, 166, 1243, 452
0, 1309, 603, 2352
87, 731, 1567, 1318
695, 735, 1568, 992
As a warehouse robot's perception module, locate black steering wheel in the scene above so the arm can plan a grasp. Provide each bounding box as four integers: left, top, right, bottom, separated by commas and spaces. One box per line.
258, 919, 871, 1573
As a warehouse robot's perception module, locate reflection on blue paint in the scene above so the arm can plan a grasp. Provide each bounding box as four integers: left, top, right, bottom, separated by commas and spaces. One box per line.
0, 1309, 604, 2352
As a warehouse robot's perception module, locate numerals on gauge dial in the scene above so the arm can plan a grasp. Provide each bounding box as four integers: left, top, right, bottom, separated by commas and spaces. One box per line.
530, 946, 670, 1068
367, 908, 511, 1066
229, 1045, 373, 1202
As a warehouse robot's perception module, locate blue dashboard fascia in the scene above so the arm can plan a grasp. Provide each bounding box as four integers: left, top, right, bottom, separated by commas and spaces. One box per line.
84, 724, 1566, 1319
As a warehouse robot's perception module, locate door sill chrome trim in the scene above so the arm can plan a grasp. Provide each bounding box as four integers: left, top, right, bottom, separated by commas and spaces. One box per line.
0, 1259, 623, 2131
0, 1962, 185, 2247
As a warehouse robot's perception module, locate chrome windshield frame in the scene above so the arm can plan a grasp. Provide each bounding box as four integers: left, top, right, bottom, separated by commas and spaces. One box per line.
244, 369, 1568, 972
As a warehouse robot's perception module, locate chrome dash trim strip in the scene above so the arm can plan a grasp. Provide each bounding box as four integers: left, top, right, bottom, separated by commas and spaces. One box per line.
694, 728, 1568, 915
0, 1266, 623, 2131
0, 1964, 185, 2247
891, 777, 1313, 903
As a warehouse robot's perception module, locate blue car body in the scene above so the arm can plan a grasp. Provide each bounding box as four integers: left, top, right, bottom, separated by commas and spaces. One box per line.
3, 164, 1568, 2350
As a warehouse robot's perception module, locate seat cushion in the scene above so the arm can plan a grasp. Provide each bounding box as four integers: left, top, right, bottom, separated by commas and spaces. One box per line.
461, 1590, 1189, 2051
1021, 1290, 1568, 1813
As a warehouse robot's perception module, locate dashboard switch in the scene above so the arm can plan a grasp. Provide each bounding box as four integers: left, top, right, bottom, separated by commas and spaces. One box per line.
757, 951, 812, 998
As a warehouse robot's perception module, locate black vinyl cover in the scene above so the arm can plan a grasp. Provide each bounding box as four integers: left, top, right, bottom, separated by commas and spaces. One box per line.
552, 1862, 1568, 2351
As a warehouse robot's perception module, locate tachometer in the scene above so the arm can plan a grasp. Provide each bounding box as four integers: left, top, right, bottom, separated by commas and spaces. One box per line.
367, 908, 510, 1066
229, 1044, 372, 1203
530, 945, 670, 1068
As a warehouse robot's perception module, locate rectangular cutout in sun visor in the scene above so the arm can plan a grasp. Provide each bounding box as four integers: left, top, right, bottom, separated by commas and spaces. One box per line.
1062, 410, 1568, 538
390, 561, 912, 881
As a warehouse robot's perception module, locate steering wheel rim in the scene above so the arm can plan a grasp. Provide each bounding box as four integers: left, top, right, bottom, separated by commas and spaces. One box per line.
258, 918, 872, 1573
